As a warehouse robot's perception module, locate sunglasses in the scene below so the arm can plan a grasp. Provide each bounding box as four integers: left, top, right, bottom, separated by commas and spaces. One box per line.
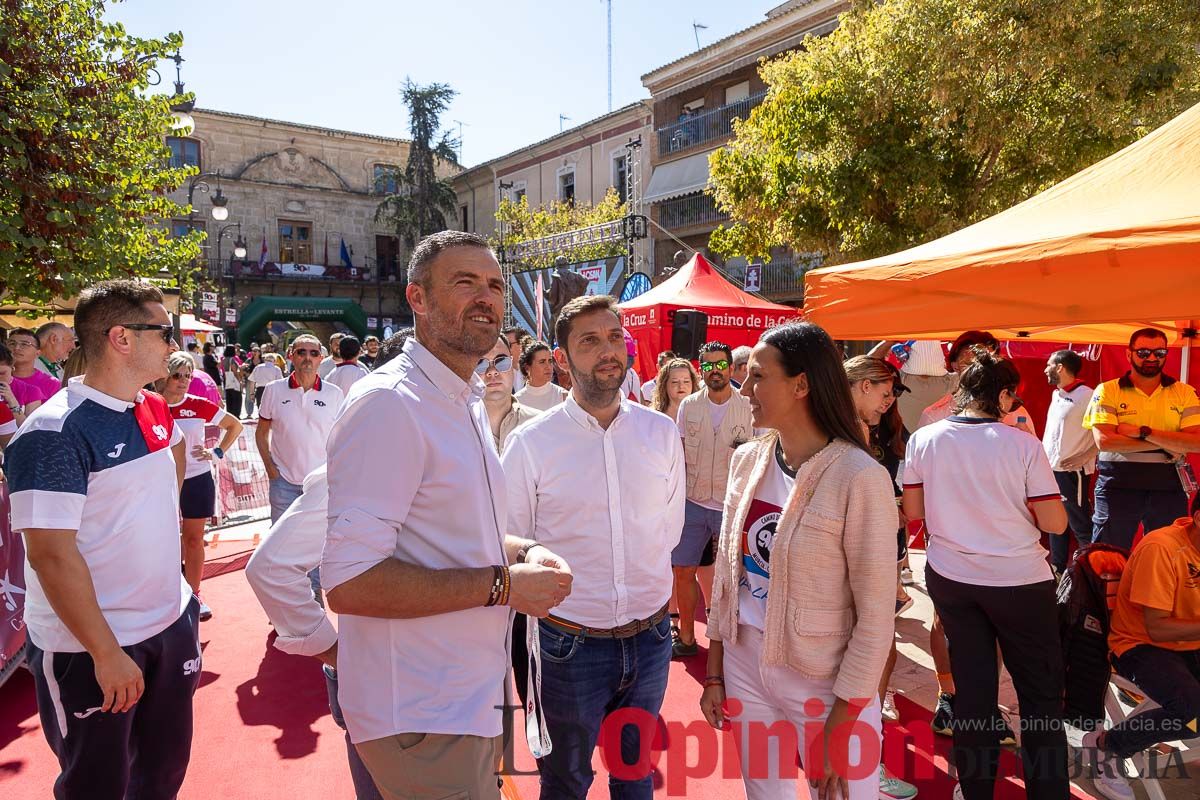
699, 359, 730, 372
107, 323, 173, 343
170, 371, 192, 380
293, 349, 321, 357
1133, 348, 1168, 359
475, 354, 513, 375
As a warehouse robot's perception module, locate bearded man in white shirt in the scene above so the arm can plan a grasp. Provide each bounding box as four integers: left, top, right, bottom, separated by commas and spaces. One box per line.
322, 231, 573, 800
501, 294, 686, 800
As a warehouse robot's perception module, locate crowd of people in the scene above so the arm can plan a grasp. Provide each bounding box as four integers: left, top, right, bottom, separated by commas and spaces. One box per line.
2, 229, 1198, 800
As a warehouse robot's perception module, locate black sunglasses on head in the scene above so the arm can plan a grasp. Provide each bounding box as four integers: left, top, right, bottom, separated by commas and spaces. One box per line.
1133, 348, 1168, 359
107, 323, 173, 343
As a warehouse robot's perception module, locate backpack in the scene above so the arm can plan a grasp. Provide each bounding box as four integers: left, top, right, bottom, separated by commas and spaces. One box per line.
1057, 542, 1128, 729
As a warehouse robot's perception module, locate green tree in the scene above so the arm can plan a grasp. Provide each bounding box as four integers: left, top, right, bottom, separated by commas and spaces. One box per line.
493, 189, 628, 270
0, 0, 201, 307
708, 0, 1200, 264
375, 79, 460, 251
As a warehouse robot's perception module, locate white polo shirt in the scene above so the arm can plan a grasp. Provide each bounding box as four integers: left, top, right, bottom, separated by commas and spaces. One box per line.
502, 395, 686, 628
1042, 380, 1096, 473
7, 381, 191, 652
322, 338, 509, 744
327, 361, 369, 397
904, 416, 1060, 586
257, 374, 343, 485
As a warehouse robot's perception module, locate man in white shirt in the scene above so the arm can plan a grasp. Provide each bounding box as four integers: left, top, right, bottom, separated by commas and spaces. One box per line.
514, 340, 567, 411
1041, 349, 1098, 574
7, 280, 198, 800
918, 330, 1037, 436
317, 332, 344, 379
247, 334, 414, 800
328, 335, 370, 397
671, 341, 753, 658
502, 293, 686, 800
730, 344, 751, 389
255, 334, 344, 522
322, 231, 572, 800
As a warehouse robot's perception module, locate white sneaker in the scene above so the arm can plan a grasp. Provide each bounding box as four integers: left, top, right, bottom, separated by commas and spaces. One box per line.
900, 567, 914, 585
1081, 729, 1135, 800
879, 767, 918, 799
198, 599, 212, 621
882, 689, 899, 722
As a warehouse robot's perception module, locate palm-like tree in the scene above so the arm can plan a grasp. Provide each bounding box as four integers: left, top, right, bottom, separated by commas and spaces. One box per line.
375, 79, 460, 251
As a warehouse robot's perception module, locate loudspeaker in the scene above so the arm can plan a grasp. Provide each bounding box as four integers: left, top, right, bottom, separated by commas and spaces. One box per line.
671, 309, 708, 360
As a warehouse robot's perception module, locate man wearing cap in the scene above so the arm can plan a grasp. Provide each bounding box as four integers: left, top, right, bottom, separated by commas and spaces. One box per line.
1083, 327, 1200, 551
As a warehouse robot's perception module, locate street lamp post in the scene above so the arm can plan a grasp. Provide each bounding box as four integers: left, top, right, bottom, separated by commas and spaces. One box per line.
215, 222, 246, 274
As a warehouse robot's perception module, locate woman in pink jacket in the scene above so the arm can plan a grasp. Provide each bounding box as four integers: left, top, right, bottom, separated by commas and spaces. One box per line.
700, 323, 899, 800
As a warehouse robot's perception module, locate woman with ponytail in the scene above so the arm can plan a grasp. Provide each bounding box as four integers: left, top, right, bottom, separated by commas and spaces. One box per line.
902, 348, 1069, 800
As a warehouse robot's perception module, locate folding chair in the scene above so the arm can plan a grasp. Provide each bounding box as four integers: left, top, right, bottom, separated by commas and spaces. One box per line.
1102, 672, 1199, 800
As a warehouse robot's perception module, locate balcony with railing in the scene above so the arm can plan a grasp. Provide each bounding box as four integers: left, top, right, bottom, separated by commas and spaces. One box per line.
719, 254, 824, 303
656, 91, 767, 157
656, 193, 729, 230
203, 257, 404, 284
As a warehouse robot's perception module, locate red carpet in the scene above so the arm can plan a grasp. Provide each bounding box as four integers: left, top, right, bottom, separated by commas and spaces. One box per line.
0, 545, 1095, 799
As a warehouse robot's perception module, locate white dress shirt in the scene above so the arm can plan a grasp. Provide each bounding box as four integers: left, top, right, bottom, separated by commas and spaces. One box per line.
327, 361, 369, 397
322, 338, 510, 744
245, 465, 336, 657
501, 395, 686, 629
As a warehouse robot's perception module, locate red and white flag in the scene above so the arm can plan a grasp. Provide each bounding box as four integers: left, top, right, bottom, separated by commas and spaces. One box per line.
258, 227, 269, 269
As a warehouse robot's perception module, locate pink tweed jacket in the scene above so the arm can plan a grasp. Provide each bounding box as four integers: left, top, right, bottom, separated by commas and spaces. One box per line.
709, 433, 899, 702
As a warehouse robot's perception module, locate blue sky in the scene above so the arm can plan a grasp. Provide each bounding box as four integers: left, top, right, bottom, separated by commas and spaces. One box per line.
105, 0, 772, 166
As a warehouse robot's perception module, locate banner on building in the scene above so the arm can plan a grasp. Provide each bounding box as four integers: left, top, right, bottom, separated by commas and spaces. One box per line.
382, 317, 393, 328
509, 257, 626, 344
224, 307, 237, 324
367, 316, 378, 329
744, 263, 762, 293
278, 263, 327, 277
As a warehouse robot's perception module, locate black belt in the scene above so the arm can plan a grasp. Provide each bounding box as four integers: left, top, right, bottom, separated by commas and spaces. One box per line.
543, 604, 668, 639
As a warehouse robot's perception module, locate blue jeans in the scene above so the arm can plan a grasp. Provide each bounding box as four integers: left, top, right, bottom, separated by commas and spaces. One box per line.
1106, 645, 1200, 758
268, 476, 303, 523
1092, 469, 1187, 551
324, 665, 384, 800
536, 615, 672, 800
1050, 470, 1094, 571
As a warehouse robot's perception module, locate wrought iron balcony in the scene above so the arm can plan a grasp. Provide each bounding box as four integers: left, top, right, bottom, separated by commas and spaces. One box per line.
721, 254, 824, 302
656, 91, 767, 156
656, 193, 729, 230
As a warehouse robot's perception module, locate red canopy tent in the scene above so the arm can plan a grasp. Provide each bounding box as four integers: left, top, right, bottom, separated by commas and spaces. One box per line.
620, 253, 799, 380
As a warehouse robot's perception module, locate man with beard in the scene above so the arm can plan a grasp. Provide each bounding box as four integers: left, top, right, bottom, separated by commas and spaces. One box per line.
671, 341, 753, 658
1083, 328, 1200, 551
321, 231, 573, 800
501, 294, 685, 800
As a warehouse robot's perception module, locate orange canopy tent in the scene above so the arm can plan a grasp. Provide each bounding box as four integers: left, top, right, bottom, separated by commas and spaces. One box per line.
802, 101, 1200, 355
620, 253, 799, 379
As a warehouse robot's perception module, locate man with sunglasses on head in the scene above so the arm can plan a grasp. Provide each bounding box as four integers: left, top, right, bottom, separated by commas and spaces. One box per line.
671, 340, 753, 658
1083, 327, 1200, 551
255, 334, 344, 523
6, 280, 200, 800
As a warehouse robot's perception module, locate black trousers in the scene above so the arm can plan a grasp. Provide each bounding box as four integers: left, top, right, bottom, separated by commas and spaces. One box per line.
28, 598, 201, 800
926, 567, 1069, 800
224, 388, 242, 419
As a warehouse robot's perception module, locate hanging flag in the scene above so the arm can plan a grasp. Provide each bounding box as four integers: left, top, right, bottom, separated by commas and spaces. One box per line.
339, 238, 353, 268
324, 233, 329, 266
535, 271, 545, 341
258, 227, 269, 269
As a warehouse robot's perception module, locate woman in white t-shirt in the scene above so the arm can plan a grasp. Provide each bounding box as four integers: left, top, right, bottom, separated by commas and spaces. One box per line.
157, 352, 245, 621
514, 340, 567, 412
902, 349, 1069, 800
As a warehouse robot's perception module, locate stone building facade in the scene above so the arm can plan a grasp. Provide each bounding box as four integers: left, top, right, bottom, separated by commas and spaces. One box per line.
641, 0, 847, 302
165, 108, 459, 337
451, 102, 653, 273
